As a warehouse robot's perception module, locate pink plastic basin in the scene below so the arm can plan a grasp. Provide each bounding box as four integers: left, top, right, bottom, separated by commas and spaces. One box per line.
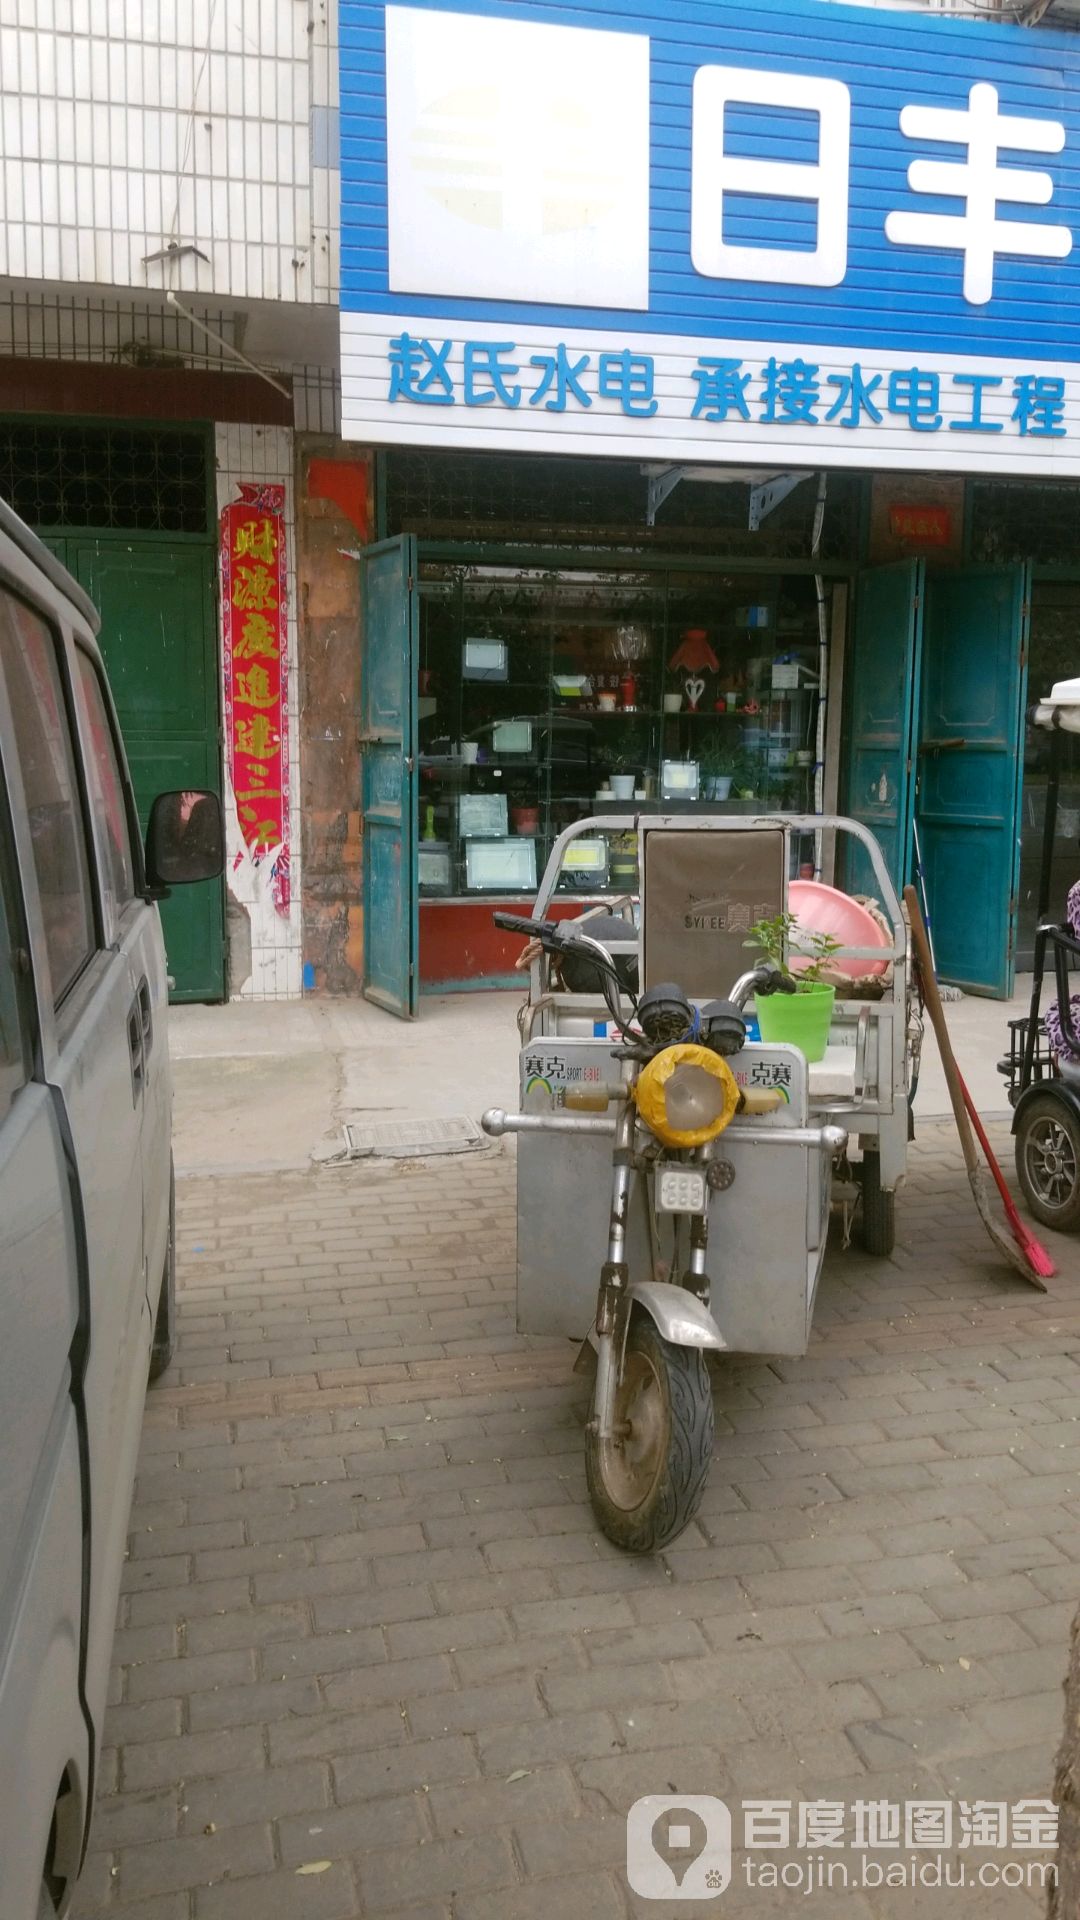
788, 879, 890, 980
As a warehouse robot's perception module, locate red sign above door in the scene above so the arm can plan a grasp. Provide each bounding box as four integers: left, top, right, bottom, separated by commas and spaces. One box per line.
888, 504, 953, 546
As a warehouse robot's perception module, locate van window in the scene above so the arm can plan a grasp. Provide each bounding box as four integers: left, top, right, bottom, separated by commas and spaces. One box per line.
0, 774, 31, 1123
0, 592, 95, 1004
75, 650, 136, 913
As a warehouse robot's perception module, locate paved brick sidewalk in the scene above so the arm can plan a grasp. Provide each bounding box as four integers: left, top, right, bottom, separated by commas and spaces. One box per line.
73, 1120, 1080, 1920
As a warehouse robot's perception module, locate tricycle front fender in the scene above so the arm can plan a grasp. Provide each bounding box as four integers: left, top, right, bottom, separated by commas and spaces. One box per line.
626, 1281, 727, 1353
573, 1280, 728, 1380
1011, 1079, 1080, 1135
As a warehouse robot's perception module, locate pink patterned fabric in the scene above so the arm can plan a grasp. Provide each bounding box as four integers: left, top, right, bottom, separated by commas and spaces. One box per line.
1045, 879, 1080, 1059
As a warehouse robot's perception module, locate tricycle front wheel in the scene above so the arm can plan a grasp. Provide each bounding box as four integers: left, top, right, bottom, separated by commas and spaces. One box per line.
585, 1314, 714, 1554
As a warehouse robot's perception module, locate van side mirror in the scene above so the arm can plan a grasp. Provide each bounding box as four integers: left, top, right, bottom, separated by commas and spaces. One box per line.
145, 790, 224, 893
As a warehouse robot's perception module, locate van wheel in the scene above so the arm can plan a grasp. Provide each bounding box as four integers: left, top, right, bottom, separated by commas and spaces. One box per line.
149, 1166, 176, 1383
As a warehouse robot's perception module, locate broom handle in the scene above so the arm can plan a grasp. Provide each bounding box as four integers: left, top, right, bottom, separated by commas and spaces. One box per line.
911, 816, 938, 974
903, 885, 980, 1181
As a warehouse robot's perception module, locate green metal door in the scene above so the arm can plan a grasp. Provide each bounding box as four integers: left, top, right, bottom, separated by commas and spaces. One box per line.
843, 560, 924, 898
916, 565, 1029, 998
360, 536, 418, 1018
68, 538, 224, 1002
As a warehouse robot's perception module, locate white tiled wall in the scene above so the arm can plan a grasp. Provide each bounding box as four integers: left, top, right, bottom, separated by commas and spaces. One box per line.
0, 0, 341, 304
310, 0, 340, 302
215, 421, 304, 1001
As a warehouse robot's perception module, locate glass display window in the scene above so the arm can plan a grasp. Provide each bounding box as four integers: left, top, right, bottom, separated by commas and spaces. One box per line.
417, 562, 827, 897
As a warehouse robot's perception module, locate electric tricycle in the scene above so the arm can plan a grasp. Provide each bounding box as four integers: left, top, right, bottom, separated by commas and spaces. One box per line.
480, 812, 913, 1553
482, 911, 847, 1552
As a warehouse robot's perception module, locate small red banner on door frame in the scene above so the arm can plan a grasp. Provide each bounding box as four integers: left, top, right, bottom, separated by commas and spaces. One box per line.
221, 482, 290, 915
888, 504, 952, 545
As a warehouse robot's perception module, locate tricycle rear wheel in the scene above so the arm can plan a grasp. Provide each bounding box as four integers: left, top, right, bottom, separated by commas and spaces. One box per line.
859, 1149, 895, 1258
585, 1313, 714, 1554
1015, 1094, 1080, 1231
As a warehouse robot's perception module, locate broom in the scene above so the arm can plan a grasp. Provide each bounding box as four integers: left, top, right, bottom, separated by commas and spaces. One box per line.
904, 886, 1055, 1288
959, 1069, 1056, 1284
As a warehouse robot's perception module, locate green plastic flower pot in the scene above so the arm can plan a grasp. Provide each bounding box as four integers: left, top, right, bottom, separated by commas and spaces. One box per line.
754, 981, 835, 1063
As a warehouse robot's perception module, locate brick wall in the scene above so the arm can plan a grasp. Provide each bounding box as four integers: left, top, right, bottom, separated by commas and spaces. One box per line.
296, 439, 372, 994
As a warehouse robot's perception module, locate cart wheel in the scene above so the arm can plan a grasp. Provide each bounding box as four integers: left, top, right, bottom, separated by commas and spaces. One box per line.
1015, 1096, 1080, 1232
859, 1150, 895, 1258
585, 1313, 714, 1554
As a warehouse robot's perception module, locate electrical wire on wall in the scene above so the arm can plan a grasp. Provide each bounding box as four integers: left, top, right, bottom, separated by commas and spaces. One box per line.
811, 471, 829, 877
162, 0, 222, 264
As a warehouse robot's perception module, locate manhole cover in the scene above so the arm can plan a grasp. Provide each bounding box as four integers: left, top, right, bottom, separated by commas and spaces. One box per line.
340, 1114, 489, 1160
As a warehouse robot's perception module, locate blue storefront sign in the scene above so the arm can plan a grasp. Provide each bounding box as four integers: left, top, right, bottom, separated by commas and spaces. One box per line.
339, 0, 1080, 473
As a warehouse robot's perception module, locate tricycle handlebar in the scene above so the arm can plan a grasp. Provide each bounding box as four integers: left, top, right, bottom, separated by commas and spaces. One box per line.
493, 911, 555, 939
481, 1107, 848, 1155
496, 920, 796, 1018
730, 964, 798, 1008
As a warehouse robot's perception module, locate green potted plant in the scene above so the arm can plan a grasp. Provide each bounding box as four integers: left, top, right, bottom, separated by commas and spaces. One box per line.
744, 911, 842, 1063
698, 734, 736, 801
606, 738, 642, 801
731, 748, 759, 799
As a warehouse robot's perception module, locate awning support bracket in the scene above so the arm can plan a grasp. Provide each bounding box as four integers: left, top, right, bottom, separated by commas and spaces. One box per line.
748, 472, 806, 531
646, 466, 687, 526
642, 463, 812, 531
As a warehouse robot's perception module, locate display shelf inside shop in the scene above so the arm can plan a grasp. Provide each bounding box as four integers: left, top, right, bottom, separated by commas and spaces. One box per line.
416, 560, 826, 899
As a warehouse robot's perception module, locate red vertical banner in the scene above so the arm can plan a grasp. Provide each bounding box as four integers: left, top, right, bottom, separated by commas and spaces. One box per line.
220, 482, 290, 915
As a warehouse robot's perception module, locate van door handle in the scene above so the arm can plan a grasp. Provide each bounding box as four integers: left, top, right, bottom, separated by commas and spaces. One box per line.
137, 977, 153, 1059
127, 1003, 144, 1103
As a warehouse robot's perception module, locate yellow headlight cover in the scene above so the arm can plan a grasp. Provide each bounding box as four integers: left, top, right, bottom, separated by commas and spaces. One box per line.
633, 1043, 740, 1149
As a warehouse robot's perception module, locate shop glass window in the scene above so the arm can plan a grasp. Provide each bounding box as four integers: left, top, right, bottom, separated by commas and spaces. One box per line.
0, 594, 96, 1003
417, 562, 827, 899
75, 650, 137, 916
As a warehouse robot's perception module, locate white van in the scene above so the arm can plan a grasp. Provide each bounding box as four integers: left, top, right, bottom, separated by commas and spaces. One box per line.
0, 501, 223, 1918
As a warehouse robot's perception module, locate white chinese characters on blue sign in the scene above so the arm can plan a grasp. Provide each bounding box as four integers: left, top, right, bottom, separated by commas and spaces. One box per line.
691, 68, 852, 290
338, 0, 1080, 474
690, 72, 1071, 306
885, 84, 1071, 305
